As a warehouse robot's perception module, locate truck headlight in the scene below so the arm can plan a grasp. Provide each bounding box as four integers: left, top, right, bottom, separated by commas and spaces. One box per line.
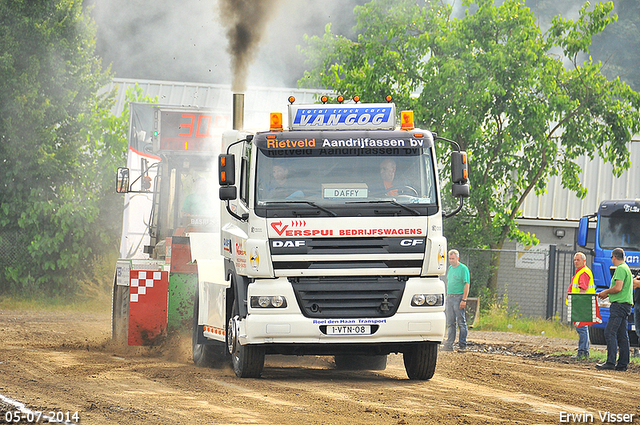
411, 294, 443, 306
251, 296, 288, 309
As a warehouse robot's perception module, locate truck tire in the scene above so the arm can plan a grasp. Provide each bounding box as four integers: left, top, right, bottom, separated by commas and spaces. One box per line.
192, 289, 227, 367
334, 355, 387, 371
228, 302, 265, 378
403, 342, 437, 380
588, 326, 606, 346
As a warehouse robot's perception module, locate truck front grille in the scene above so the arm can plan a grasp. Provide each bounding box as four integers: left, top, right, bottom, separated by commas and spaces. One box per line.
291, 276, 405, 319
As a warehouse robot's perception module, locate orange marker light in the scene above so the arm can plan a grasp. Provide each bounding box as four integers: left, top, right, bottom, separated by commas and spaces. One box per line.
221, 171, 226, 183
270, 112, 283, 132
288, 96, 295, 104
400, 111, 414, 130
462, 153, 468, 179
321, 96, 328, 104
220, 156, 226, 167
337, 95, 344, 104
353, 95, 360, 103
386, 95, 393, 102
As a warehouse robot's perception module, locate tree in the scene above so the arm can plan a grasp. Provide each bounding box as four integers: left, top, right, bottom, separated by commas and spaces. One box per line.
299, 0, 640, 291
0, 0, 116, 295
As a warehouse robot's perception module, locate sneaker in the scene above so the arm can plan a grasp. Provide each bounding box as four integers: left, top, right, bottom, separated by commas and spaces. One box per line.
615, 365, 628, 371
571, 353, 588, 360
457, 347, 467, 353
595, 362, 616, 370
440, 345, 453, 351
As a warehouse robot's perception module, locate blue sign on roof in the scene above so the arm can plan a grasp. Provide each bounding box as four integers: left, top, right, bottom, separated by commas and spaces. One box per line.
289, 103, 396, 130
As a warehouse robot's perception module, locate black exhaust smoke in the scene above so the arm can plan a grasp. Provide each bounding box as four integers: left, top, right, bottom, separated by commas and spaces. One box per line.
219, 0, 282, 93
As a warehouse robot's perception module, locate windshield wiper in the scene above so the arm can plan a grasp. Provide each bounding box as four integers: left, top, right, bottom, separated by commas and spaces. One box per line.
346, 200, 421, 216
274, 200, 338, 217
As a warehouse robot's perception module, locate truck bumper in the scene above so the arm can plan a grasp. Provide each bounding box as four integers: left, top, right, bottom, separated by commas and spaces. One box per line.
239, 276, 446, 347
240, 311, 445, 345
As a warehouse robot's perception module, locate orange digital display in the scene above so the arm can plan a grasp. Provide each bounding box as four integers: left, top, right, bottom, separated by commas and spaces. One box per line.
159, 111, 220, 152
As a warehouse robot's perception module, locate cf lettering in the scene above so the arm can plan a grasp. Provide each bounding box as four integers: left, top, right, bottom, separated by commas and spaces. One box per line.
400, 239, 424, 246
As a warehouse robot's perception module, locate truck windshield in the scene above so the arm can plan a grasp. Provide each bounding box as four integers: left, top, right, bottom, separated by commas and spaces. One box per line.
599, 215, 640, 251
255, 145, 437, 214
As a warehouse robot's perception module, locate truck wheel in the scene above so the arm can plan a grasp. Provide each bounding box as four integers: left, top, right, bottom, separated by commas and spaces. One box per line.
228, 302, 265, 378
192, 289, 227, 367
334, 355, 387, 371
588, 326, 606, 345
403, 342, 437, 380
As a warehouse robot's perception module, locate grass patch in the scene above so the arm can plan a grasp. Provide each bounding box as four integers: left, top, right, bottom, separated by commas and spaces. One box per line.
0, 292, 111, 313
474, 299, 577, 340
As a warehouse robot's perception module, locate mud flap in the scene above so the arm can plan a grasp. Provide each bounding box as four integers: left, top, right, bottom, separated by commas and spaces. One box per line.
168, 237, 198, 333
168, 273, 197, 332
128, 270, 169, 345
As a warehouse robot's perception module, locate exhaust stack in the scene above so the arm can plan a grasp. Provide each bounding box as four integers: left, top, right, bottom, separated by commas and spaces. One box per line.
233, 93, 244, 131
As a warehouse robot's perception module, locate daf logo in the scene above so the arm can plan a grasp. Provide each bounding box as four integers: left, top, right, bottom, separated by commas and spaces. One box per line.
400, 239, 424, 247
273, 240, 306, 248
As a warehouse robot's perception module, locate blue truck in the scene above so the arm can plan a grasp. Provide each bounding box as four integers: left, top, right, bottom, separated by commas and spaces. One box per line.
577, 199, 639, 346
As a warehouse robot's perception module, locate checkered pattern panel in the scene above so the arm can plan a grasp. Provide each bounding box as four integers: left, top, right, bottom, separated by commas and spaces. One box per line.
130, 270, 163, 303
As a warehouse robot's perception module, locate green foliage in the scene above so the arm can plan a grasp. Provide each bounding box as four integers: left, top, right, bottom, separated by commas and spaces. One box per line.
299, 0, 640, 262
0, 1, 155, 296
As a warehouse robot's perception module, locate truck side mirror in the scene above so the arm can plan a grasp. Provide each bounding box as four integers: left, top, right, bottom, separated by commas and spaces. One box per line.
452, 183, 469, 198
577, 216, 589, 247
219, 154, 237, 200
116, 167, 130, 193
219, 154, 235, 186
219, 186, 237, 201
451, 151, 468, 184
451, 151, 469, 199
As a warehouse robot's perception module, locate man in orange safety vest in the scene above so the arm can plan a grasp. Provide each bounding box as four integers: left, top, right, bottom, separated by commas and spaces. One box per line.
566, 252, 598, 359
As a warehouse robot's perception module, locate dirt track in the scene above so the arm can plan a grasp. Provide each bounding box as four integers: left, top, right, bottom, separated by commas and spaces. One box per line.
0, 310, 638, 425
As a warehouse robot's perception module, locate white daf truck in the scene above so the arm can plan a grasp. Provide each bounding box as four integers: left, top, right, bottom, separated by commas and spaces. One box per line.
190, 95, 469, 379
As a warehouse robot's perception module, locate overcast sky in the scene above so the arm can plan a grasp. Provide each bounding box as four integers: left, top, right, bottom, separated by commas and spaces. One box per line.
86, 0, 604, 90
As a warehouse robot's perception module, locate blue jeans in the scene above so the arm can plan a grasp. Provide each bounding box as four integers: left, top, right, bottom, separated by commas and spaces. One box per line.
604, 302, 632, 368
575, 325, 589, 356
445, 294, 467, 349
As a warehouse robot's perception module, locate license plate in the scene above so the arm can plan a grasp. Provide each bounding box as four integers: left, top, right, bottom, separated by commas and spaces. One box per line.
327, 325, 371, 335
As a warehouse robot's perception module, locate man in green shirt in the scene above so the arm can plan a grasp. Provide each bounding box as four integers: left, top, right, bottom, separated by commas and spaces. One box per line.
442, 249, 470, 352
596, 248, 634, 371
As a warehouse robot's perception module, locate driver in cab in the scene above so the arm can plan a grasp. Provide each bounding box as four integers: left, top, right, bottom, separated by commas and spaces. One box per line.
265, 163, 304, 200
380, 158, 399, 196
